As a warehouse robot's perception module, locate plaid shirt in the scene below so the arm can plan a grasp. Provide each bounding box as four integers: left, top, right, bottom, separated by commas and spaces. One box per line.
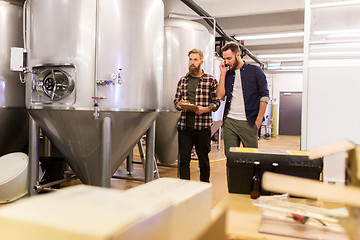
174, 72, 220, 130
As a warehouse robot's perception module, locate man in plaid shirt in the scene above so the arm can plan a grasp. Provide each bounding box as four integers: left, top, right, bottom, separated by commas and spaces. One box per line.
174, 49, 220, 182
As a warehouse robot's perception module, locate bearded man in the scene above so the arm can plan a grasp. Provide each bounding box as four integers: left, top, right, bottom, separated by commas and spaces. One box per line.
217, 42, 269, 157
174, 48, 220, 182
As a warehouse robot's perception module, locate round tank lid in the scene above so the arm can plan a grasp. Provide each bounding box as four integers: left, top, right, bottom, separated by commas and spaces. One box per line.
0, 152, 28, 184
165, 18, 210, 33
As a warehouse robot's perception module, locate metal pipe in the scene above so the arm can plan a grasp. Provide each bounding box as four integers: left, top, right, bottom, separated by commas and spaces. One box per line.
93, 0, 100, 119
217, 126, 222, 151
23, 0, 28, 51
126, 149, 134, 175
44, 135, 51, 157
145, 121, 156, 182
100, 116, 111, 187
137, 140, 146, 172
28, 116, 39, 196
34, 175, 77, 192
154, 158, 160, 179
179, 0, 264, 67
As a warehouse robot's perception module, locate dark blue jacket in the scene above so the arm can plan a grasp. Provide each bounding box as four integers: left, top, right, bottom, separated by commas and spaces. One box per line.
223, 62, 269, 125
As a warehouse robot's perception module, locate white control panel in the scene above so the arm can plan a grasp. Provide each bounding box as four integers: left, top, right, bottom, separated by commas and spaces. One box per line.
10, 47, 24, 72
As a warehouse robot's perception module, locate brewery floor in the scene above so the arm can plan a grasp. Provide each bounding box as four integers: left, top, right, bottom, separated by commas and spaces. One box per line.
65, 135, 300, 207
0, 135, 300, 210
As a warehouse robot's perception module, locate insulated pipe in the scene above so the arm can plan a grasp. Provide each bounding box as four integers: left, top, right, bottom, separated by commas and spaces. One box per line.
28, 116, 39, 196
145, 121, 156, 182
100, 116, 111, 187
180, 0, 264, 67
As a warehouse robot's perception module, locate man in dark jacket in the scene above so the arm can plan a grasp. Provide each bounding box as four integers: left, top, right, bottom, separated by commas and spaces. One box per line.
217, 42, 269, 156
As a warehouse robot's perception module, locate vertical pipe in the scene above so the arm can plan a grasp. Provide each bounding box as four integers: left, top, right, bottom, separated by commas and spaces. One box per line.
100, 116, 111, 187
92, 0, 100, 119
301, 0, 311, 151
137, 141, 146, 172
126, 149, 134, 175
145, 121, 156, 182
94, 0, 99, 99
218, 126, 222, 151
44, 135, 51, 157
28, 116, 39, 196
153, 158, 160, 179
23, 0, 28, 50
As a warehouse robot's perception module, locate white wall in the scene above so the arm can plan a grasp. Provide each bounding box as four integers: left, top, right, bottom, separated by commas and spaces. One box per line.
265, 72, 303, 135
302, 0, 360, 150
267, 72, 303, 105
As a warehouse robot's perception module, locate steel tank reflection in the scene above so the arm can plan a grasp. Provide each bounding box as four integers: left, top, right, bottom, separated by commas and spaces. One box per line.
25, 0, 164, 186
212, 56, 225, 123
155, 18, 214, 164
0, 0, 28, 156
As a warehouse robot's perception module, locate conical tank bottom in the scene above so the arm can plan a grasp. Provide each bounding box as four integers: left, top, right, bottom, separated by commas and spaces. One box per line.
0, 108, 28, 156
28, 109, 158, 186
155, 112, 180, 164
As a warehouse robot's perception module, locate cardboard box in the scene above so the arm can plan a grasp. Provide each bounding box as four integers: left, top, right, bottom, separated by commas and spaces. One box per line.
0, 178, 212, 240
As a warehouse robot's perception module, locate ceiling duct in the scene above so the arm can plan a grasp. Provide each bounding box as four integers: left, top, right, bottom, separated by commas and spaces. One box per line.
180, 0, 264, 67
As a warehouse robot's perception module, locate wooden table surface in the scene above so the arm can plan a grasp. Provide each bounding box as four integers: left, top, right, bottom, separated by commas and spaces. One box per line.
215, 194, 348, 240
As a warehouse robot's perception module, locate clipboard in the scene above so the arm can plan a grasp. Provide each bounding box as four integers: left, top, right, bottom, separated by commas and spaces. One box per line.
179, 103, 199, 111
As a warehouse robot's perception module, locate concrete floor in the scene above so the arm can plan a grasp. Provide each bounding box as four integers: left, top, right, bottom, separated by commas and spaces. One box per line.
0, 135, 300, 209
107, 135, 301, 207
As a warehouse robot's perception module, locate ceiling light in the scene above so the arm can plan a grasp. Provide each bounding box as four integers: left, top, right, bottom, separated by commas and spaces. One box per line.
280, 66, 303, 70
257, 53, 304, 59
267, 63, 281, 69
310, 51, 360, 56
234, 31, 304, 40
309, 59, 360, 67
266, 63, 303, 71
310, 42, 360, 49
313, 29, 360, 37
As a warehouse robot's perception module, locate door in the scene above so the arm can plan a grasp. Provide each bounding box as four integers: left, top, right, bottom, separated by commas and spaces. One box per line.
279, 92, 302, 136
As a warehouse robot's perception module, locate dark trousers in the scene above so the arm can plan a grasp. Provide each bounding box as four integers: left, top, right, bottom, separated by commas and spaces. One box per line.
178, 127, 211, 182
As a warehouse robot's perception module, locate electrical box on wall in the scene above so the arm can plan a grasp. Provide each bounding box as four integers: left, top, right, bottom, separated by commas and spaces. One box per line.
10, 47, 24, 72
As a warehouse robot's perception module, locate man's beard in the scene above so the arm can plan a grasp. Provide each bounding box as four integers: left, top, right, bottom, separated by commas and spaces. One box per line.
189, 64, 201, 76
230, 57, 239, 71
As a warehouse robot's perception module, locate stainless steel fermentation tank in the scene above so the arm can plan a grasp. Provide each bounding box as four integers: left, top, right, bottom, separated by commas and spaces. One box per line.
155, 18, 214, 164
0, 0, 28, 156
24, 0, 164, 186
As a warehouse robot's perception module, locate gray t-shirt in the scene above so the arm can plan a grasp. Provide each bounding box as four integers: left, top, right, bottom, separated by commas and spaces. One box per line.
186, 76, 200, 127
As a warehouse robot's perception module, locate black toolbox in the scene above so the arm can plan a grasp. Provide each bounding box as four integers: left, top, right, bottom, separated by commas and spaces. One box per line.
226, 147, 323, 195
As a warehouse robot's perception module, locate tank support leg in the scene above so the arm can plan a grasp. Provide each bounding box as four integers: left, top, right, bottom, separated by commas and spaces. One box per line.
217, 126, 222, 151
44, 135, 51, 157
100, 116, 112, 188
137, 140, 146, 171
126, 150, 134, 175
145, 121, 155, 182
28, 116, 39, 196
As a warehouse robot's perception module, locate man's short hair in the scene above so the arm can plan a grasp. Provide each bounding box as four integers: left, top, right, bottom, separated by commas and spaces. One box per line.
188, 48, 204, 60
221, 42, 240, 54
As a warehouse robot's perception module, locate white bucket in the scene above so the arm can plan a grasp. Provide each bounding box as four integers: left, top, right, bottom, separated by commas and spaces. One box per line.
0, 152, 28, 203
